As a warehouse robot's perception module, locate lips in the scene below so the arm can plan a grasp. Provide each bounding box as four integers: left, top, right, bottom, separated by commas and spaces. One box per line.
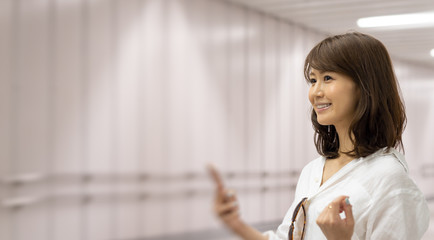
315, 103, 331, 112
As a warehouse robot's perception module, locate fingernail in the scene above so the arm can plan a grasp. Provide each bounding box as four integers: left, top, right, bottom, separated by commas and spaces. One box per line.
345, 197, 351, 205
232, 201, 238, 207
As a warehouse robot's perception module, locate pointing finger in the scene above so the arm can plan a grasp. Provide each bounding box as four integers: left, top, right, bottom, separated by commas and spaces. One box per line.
207, 163, 224, 190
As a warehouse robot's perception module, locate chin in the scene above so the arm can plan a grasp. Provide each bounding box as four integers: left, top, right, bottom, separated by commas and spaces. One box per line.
316, 118, 331, 126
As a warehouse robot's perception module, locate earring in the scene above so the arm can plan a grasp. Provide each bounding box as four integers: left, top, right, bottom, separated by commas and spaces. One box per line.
328, 125, 330, 133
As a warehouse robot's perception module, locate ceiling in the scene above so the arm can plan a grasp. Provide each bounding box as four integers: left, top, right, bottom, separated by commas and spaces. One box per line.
228, 0, 434, 68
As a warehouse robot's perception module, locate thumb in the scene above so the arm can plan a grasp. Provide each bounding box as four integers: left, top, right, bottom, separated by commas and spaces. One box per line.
343, 197, 354, 225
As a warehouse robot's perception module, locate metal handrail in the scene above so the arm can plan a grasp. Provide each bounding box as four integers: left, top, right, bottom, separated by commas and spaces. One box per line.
0, 170, 301, 185
1, 183, 296, 209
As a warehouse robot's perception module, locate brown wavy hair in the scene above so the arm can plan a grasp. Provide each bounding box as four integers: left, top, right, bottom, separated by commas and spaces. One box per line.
304, 32, 406, 159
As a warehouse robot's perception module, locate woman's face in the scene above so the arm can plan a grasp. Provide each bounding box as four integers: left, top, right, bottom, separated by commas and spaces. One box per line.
308, 68, 359, 129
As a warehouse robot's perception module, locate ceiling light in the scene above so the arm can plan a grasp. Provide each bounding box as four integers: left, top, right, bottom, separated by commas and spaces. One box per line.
357, 12, 434, 28
431, 49, 434, 58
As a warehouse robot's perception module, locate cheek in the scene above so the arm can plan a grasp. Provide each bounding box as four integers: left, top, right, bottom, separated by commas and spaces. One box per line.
308, 88, 315, 104
342, 91, 359, 113
327, 85, 337, 94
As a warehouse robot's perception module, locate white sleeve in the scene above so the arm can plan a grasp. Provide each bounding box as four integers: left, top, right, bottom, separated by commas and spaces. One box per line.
366, 190, 429, 240
262, 208, 293, 240
262, 230, 286, 240
262, 166, 311, 240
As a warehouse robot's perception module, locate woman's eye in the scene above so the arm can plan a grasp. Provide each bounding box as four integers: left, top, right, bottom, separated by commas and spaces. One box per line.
309, 78, 317, 84
324, 75, 333, 81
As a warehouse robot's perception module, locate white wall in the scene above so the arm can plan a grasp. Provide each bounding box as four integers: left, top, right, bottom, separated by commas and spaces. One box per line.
394, 61, 434, 240
395, 61, 434, 196
0, 0, 433, 240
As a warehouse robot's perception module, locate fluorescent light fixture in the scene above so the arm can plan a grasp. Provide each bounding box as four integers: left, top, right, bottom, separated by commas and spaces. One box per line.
431, 49, 434, 57
357, 12, 434, 28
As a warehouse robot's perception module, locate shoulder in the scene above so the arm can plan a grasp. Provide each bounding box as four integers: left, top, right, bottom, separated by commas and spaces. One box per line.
360, 148, 408, 177
303, 155, 324, 171
299, 156, 324, 178
361, 150, 429, 238
359, 148, 423, 198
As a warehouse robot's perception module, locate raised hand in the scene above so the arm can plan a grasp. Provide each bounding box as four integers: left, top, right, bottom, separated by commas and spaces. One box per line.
316, 195, 354, 240
208, 164, 242, 230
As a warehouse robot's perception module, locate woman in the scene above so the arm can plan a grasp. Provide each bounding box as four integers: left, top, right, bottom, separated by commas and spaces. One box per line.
210, 32, 429, 239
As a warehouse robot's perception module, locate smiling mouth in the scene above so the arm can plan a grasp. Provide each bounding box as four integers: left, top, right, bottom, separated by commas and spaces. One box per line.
316, 103, 331, 110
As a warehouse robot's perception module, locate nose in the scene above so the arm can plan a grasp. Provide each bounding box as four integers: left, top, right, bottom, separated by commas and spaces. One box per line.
311, 82, 324, 98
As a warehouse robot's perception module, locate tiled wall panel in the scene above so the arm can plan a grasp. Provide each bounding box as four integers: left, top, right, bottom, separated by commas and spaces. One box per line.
1, 0, 433, 239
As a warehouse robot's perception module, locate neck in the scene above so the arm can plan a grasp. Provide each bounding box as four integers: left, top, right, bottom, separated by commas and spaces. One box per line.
335, 123, 354, 157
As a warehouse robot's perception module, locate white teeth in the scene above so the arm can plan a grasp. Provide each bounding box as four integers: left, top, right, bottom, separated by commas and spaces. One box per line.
317, 104, 331, 109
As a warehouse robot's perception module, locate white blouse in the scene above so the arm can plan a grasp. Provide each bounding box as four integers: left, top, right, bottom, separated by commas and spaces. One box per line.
264, 148, 429, 240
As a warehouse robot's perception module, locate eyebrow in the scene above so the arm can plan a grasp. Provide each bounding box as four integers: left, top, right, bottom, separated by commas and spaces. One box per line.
310, 70, 332, 76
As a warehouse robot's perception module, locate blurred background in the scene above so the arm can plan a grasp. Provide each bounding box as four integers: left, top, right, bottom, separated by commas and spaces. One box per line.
0, 0, 433, 239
